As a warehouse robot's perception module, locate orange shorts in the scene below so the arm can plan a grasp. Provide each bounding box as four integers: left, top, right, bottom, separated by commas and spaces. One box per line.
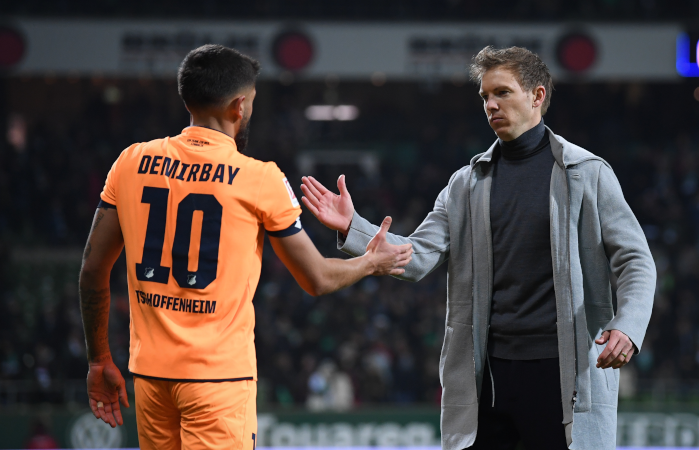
134, 377, 257, 450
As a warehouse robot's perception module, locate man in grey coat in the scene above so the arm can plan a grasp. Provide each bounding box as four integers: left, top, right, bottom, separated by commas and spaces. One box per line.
300, 46, 655, 450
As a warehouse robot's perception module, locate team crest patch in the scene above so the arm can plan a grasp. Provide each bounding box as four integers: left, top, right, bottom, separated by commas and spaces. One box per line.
187, 274, 197, 286
144, 268, 154, 278
283, 177, 300, 208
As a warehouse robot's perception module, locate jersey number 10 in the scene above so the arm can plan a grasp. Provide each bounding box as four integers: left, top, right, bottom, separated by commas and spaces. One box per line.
135, 186, 222, 289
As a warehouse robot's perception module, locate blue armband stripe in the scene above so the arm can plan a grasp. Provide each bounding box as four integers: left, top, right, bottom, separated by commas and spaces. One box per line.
267, 218, 303, 237
98, 199, 116, 209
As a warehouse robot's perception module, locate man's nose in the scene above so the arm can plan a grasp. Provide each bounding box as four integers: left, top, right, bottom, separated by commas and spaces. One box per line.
486, 98, 499, 111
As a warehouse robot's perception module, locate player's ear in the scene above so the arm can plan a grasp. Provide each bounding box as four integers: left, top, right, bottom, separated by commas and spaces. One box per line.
227, 95, 246, 121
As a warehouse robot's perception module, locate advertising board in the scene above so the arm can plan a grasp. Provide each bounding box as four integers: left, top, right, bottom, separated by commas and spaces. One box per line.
1, 20, 682, 81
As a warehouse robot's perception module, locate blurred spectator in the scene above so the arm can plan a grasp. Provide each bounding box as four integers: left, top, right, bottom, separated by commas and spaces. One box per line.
307, 360, 354, 411
24, 420, 58, 449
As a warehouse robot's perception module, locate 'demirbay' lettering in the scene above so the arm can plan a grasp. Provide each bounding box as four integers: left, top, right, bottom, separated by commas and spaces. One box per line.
137, 155, 239, 185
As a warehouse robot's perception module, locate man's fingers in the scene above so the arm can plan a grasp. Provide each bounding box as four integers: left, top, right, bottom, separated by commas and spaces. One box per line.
603, 342, 624, 368
300, 184, 321, 206
597, 341, 618, 367
617, 342, 635, 365
376, 217, 392, 240
396, 249, 413, 259
301, 196, 320, 217
89, 399, 100, 419
388, 268, 406, 275
612, 346, 633, 369
395, 254, 412, 264
112, 401, 124, 426
304, 177, 325, 200
611, 346, 633, 369
398, 251, 413, 261
366, 217, 391, 251
395, 256, 412, 267
595, 331, 635, 369
597, 332, 621, 364
598, 334, 631, 368
118, 382, 130, 409
623, 349, 634, 364
594, 330, 610, 345
308, 176, 331, 195
103, 402, 117, 428
338, 174, 350, 197
97, 403, 109, 425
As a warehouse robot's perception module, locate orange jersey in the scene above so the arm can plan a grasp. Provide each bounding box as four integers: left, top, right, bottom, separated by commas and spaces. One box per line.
100, 126, 302, 380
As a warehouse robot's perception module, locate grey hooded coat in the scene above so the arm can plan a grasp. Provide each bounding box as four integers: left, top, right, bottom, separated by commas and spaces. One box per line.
338, 127, 656, 449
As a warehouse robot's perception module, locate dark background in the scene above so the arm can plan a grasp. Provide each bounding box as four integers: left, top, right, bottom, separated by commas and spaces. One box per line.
1, 0, 699, 428
2, 75, 699, 407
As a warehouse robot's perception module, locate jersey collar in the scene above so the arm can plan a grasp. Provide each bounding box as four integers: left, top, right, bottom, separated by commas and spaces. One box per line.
181, 126, 238, 151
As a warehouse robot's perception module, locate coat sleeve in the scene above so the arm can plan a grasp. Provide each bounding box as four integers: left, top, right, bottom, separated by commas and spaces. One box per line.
598, 164, 656, 352
337, 175, 453, 282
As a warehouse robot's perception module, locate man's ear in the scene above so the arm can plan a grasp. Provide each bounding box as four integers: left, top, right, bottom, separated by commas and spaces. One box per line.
532, 86, 546, 109
227, 95, 246, 121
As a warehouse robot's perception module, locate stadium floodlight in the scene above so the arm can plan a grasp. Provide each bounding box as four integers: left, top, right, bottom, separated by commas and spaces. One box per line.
332, 105, 359, 121
305, 105, 334, 120
305, 105, 359, 121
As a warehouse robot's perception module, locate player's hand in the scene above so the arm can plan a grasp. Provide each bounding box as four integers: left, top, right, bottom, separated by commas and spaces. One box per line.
365, 216, 413, 276
595, 329, 635, 369
86, 357, 129, 428
301, 175, 354, 235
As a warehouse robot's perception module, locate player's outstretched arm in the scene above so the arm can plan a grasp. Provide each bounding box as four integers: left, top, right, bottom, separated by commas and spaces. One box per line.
300, 175, 354, 234
269, 217, 412, 296
79, 207, 129, 428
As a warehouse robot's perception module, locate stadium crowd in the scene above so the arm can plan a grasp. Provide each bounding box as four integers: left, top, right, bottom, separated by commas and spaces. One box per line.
0, 76, 698, 406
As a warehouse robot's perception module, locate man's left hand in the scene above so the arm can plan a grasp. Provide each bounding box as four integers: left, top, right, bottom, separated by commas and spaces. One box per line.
87, 358, 129, 427
595, 329, 635, 369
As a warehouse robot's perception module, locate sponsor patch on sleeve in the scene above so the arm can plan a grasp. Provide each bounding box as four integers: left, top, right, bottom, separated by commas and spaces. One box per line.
283, 177, 300, 208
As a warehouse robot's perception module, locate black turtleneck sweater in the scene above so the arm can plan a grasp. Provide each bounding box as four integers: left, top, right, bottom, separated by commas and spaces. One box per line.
488, 119, 558, 360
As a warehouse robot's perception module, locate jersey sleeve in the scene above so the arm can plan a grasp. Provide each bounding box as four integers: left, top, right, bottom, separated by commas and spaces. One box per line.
100, 145, 135, 207
256, 163, 302, 234
99, 156, 121, 207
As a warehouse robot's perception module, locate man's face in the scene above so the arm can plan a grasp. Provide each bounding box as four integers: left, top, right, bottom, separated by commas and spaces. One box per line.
235, 113, 251, 153
479, 67, 542, 141
235, 87, 256, 153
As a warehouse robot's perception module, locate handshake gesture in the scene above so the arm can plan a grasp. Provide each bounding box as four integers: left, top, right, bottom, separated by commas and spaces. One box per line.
301, 174, 411, 277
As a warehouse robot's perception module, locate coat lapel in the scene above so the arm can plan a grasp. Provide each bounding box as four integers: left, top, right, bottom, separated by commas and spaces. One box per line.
548, 129, 591, 417
470, 143, 495, 397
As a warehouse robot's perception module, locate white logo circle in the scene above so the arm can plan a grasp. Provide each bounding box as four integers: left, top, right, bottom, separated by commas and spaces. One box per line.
70, 411, 124, 448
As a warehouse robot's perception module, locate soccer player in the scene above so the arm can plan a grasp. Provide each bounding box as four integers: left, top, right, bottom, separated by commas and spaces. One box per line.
78, 44, 412, 450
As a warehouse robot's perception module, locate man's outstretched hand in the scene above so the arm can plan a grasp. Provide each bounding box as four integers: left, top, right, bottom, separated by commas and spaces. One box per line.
365, 216, 413, 276
87, 357, 129, 428
301, 175, 354, 235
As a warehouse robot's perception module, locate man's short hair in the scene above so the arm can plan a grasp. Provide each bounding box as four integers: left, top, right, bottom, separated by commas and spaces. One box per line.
469, 46, 554, 115
177, 44, 261, 109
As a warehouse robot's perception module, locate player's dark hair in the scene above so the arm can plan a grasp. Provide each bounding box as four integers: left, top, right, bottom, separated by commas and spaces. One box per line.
178, 44, 261, 109
470, 46, 554, 115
